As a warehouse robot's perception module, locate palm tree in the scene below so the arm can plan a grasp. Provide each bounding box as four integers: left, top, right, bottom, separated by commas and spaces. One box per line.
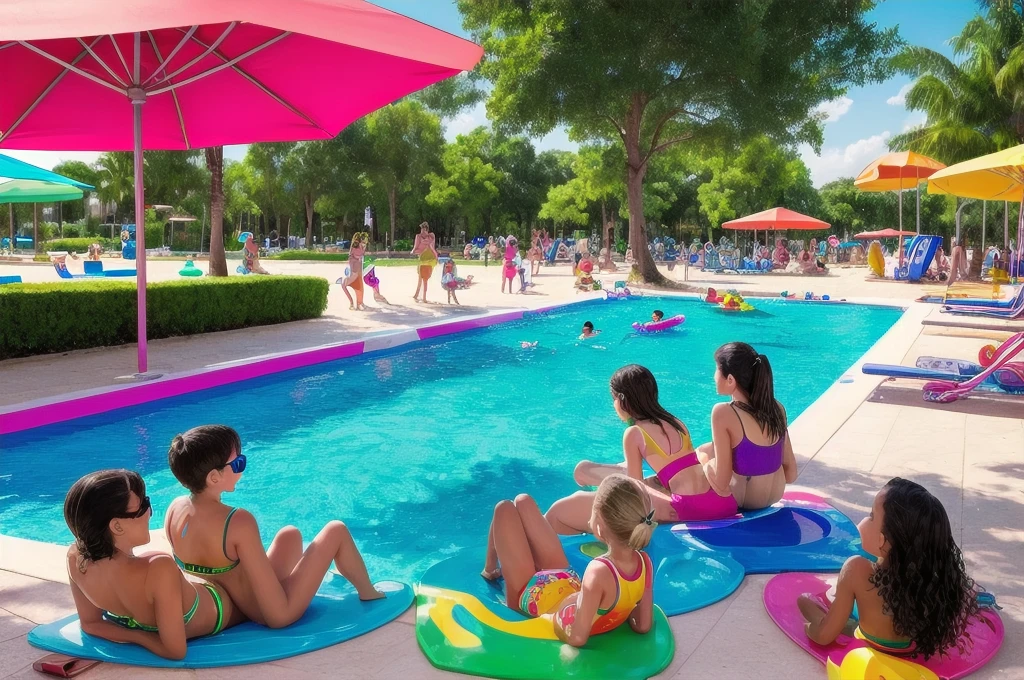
95, 152, 136, 223
890, 1, 1024, 270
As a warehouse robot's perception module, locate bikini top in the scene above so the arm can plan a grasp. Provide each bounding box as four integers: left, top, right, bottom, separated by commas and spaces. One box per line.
730, 404, 786, 477
172, 507, 240, 576
589, 551, 651, 635
636, 425, 697, 487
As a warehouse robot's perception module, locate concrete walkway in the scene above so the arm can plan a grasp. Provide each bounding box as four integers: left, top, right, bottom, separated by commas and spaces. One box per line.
1, 262, 1021, 679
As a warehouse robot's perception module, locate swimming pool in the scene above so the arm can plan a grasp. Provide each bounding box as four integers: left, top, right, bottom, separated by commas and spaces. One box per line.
0, 297, 902, 583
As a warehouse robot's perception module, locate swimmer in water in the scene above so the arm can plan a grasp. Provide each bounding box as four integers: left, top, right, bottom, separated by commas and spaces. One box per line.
579, 321, 601, 340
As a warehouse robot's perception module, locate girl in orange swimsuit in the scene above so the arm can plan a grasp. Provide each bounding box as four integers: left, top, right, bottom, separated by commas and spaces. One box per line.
482, 475, 655, 647
546, 364, 737, 534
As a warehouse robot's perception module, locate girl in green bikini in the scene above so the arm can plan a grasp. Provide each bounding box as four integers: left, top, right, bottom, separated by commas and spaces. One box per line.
64, 470, 241, 660
800, 478, 979, 658
164, 425, 384, 629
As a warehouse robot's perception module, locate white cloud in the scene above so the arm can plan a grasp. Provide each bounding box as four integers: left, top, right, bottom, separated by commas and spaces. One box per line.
443, 102, 487, 139
800, 131, 892, 187
902, 112, 927, 132
814, 97, 853, 124
887, 83, 913, 106
0, 149, 101, 172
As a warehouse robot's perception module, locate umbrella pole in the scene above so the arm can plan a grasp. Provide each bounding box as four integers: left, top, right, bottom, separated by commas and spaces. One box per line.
131, 33, 148, 375
981, 201, 986, 255
915, 167, 920, 234
898, 188, 904, 269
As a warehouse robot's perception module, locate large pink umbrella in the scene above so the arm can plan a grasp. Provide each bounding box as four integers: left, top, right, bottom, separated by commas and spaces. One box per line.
0, 0, 482, 374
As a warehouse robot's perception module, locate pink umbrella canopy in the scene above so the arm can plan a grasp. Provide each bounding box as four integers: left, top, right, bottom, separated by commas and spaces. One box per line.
0, 0, 482, 374
721, 207, 830, 231
0, 1, 482, 149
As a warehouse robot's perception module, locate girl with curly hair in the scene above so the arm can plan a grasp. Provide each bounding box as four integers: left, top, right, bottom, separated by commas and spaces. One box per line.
800, 478, 980, 659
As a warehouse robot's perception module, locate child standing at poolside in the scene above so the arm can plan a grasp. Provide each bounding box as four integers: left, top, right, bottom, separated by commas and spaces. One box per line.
441, 259, 461, 306
800, 478, 980, 659
482, 475, 655, 647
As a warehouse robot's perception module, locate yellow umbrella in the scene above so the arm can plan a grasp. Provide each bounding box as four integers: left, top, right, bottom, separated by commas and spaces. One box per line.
928, 144, 1024, 279
855, 151, 946, 238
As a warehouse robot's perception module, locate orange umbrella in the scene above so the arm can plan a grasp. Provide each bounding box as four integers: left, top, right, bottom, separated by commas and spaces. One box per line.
721, 207, 830, 230
853, 228, 916, 239
855, 151, 946, 236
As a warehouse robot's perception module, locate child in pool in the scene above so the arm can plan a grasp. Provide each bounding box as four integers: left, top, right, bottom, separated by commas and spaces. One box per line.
651, 310, 664, 322
482, 474, 655, 648
800, 478, 979, 659
579, 321, 601, 340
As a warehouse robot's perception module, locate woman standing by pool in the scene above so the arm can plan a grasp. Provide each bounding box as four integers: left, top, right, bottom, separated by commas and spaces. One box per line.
64, 470, 242, 659
696, 342, 798, 509
412, 221, 438, 302
545, 364, 737, 534
164, 426, 384, 629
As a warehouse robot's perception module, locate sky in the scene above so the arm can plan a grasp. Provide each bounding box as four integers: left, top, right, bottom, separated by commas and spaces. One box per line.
2, 0, 981, 187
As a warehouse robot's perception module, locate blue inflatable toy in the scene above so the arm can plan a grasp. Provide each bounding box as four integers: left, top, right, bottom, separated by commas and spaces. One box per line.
28, 576, 412, 669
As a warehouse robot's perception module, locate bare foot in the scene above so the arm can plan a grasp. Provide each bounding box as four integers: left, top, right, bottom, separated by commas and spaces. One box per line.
358, 586, 387, 601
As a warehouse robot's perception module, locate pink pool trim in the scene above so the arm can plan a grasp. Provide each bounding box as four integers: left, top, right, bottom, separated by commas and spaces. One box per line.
2, 304, 594, 436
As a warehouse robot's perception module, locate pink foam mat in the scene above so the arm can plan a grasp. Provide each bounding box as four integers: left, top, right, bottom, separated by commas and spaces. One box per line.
763, 572, 1004, 680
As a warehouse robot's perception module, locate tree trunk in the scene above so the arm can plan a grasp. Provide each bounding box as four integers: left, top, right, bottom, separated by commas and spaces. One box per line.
388, 184, 397, 248
305, 194, 314, 250
205, 146, 228, 276
623, 95, 687, 288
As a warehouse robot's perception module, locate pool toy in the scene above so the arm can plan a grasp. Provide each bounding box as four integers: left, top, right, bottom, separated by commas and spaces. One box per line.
979, 344, 996, 367
178, 260, 202, 277
780, 290, 796, 299
924, 332, 1024, 402
718, 292, 754, 312
705, 287, 724, 303
236, 232, 269, 275
28, 576, 412, 669
604, 283, 632, 299
416, 550, 675, 680
669, 491, 863, 573
50, 253, 136, 279
862, 351, 1024, 396
893, 235, 941, 283
632, 314, 685, 333
867, 241, 884, 277
120, 224, 136, 261
763, 572, 1004, 680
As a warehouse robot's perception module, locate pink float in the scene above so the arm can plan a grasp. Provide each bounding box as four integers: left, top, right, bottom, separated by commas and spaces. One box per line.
632, 314, 685, 333
763, 572, 1004, 680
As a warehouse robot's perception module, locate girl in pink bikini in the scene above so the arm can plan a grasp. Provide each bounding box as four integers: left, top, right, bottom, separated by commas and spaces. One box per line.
696, 342, 798, 509
546, 364, 736, 533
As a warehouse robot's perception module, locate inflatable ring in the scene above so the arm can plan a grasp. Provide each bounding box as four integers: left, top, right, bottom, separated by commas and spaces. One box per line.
979, 344, 997, 367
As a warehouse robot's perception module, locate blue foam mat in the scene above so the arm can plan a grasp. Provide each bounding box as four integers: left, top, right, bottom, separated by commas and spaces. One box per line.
27, 577, 413, 669
671, 497, 864, 574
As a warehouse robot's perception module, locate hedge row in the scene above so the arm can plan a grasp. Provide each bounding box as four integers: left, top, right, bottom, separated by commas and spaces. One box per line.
268, 250, 350, 261
44, 237, 121, 253
0, 276, 329, 359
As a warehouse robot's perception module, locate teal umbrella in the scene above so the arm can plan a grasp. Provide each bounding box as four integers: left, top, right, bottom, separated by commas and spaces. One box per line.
0, 153, 93, 189
0, 179, 84, 202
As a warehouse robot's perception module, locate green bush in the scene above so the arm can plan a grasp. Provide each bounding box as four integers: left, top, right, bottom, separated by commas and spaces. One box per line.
44, 237, 120, 253
268, 251, 350, 261
0, 276, 329, 359
394, 238, 413, 251
61, 225, 82, 238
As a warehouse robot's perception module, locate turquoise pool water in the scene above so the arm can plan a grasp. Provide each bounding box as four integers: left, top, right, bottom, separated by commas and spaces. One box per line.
0, 298, 901, 583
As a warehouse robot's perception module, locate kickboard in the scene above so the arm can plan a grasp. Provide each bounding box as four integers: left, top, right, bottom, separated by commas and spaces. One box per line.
669, 491, 865, 573
27, 577, 413, 669
763, 572, 1004, 680
416, 554, 674, 680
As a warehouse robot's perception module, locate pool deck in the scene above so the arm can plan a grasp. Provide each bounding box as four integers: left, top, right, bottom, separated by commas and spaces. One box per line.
1, 261, 1022, 679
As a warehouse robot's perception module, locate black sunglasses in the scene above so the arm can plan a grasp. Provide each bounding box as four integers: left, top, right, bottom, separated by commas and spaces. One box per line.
118, 495, 151, 519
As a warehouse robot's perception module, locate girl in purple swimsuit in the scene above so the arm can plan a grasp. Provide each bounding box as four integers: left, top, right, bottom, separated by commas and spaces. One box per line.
545, 364, 737, 534
697, 342, 798, 509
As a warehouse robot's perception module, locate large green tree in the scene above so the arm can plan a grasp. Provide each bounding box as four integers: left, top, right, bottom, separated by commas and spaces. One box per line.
95, 152, 136, 223
460, 0, 897, 285
283, 141, 335, 249
244, 142, 296, 240
205, 147, 228, 276
52, 160, 98, 226
364, 100, 444, 244
425, 127, 503, 234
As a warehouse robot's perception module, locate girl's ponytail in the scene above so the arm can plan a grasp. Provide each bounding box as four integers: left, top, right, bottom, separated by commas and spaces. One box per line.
715, 343, 787, 441
594, 475, 656, 551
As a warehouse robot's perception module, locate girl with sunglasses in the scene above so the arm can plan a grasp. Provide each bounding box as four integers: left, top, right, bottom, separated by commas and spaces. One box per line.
165, 425, 384, 629
64, 470, 241, 660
